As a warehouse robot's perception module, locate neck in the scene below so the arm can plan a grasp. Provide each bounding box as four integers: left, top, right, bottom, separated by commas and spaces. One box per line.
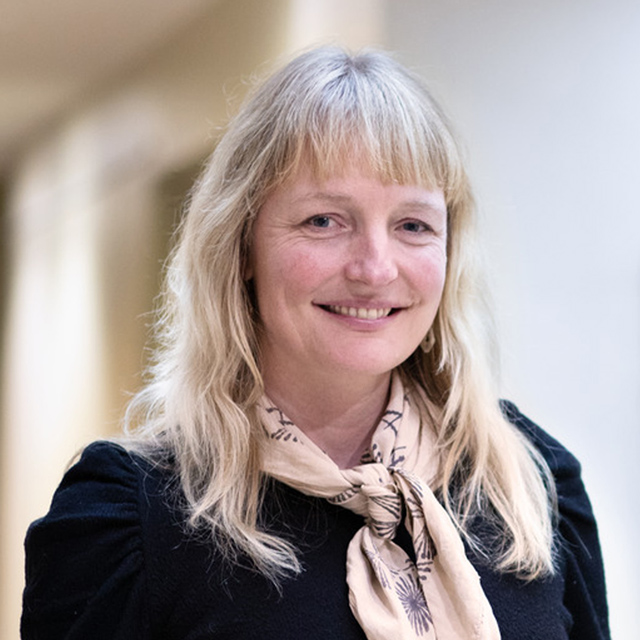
262, 367, 392, 469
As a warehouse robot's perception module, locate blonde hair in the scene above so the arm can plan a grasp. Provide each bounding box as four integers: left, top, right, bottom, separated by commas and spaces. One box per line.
125, 46, 556, 582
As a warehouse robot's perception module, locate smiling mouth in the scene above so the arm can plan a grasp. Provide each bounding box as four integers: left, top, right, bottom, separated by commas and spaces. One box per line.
322, 305, 396, 320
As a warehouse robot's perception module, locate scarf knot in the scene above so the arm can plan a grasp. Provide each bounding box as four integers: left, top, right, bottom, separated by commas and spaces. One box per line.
333, 465, 403, 539
358, 469, 403, 540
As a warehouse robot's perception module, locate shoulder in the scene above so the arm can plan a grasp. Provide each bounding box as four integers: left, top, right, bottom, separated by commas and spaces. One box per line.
500, 400, 601, 530
54, 440, 146, 502
28, 441, 168, 537
500, 399, 580, 480
26, 441, 143, 542
22, 441, 174, 639
500, 400, 611, 640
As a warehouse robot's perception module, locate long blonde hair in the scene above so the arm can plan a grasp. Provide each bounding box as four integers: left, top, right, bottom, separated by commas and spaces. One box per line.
125, 46, 556, 582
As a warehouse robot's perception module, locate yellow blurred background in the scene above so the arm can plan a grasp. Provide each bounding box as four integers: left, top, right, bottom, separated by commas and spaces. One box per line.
1, 1, 638, 638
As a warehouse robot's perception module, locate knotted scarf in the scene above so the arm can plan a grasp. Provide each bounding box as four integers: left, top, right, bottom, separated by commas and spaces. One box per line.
259, 373, 500, 640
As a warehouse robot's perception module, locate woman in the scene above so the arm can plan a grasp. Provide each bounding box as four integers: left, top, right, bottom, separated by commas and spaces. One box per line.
22, 47, 609, 639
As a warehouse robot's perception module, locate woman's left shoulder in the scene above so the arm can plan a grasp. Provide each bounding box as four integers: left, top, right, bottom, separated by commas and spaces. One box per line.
500, 400, 581, 480
500, 400, 601, 530
500, 400, 611, 640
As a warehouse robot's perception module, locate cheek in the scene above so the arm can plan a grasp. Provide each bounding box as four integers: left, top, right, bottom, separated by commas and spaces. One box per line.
253, 243, 330, 301
413, 253, 448, 300
282, 250, 324, 282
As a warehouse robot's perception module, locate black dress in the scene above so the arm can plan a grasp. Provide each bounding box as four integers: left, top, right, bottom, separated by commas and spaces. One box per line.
22, 403, 610, 639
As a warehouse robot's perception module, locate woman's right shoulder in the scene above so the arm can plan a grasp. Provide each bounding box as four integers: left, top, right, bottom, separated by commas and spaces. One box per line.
28, 440, 144, 529
63, 439, 147, 488
22, 440, 177, 639
33, 440, 169, 526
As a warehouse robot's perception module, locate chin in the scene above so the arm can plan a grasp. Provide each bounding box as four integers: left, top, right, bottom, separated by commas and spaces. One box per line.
329, 354, 411, 378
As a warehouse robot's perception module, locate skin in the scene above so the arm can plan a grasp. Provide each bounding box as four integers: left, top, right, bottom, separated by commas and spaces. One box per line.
248, 162, 448, 468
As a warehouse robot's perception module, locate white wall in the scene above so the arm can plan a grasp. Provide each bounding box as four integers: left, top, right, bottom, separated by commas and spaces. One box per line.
388, 1, 640, 638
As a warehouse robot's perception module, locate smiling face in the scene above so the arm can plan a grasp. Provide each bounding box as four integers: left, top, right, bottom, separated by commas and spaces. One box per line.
247, 163, 448, 391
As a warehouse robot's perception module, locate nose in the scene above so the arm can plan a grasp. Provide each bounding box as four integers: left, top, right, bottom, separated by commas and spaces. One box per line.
344, 230, 398, 286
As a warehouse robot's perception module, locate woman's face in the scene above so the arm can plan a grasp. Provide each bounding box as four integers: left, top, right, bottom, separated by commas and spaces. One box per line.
247, 162, 448, 386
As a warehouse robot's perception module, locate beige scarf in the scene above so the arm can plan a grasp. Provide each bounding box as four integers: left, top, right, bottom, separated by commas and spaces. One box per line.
259, 373, 500, 640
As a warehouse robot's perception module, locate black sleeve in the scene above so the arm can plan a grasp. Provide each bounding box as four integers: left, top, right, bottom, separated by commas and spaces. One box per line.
21, 442, 150, 640
501, 401, 611, 640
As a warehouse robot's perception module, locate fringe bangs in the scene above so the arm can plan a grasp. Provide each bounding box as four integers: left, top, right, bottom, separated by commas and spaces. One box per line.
229, 47, 467, 201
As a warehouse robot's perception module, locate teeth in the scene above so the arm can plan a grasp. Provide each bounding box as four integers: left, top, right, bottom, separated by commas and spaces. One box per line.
328, 305, 392, 320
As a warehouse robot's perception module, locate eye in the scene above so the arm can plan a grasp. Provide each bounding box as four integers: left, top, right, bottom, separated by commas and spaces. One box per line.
308, 215, 333, 228
397, 218, 441, 246
300, 213, 345, 237
400, 220, 431, 234
303, 214, 345, 232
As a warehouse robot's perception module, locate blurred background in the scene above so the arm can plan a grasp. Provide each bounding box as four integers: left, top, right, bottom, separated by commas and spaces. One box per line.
1, 0, 638, 637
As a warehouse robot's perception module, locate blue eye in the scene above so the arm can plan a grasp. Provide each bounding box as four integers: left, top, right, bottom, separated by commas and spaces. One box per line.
402, 221, 428, 233
309, 215, 332, 228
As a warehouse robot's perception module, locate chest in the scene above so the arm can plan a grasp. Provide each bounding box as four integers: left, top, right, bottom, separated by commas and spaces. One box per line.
145, 484, 571, 639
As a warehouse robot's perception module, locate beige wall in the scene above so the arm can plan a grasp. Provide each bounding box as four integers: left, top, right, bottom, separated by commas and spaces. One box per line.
0, 1, 386, 637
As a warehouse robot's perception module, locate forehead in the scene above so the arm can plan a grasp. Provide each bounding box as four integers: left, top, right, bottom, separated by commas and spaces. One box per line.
263, 159, 447, 216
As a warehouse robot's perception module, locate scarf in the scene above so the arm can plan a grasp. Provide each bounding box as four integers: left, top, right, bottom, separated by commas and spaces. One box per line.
259, 373, 500, 640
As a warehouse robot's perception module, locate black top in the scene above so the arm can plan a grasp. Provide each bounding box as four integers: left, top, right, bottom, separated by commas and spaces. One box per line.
22, 403, 609, 639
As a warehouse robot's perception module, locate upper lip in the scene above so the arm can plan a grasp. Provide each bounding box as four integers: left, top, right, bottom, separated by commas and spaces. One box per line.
315, 300, 404, 309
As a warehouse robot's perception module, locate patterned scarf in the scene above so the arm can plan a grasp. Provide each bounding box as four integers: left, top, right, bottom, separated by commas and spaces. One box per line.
259, 373, 500, 640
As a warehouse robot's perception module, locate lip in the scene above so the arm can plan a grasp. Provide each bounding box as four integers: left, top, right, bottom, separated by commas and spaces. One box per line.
326, 305, 392, 320
316, 299, 402, 309
314, 301, 405, 323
